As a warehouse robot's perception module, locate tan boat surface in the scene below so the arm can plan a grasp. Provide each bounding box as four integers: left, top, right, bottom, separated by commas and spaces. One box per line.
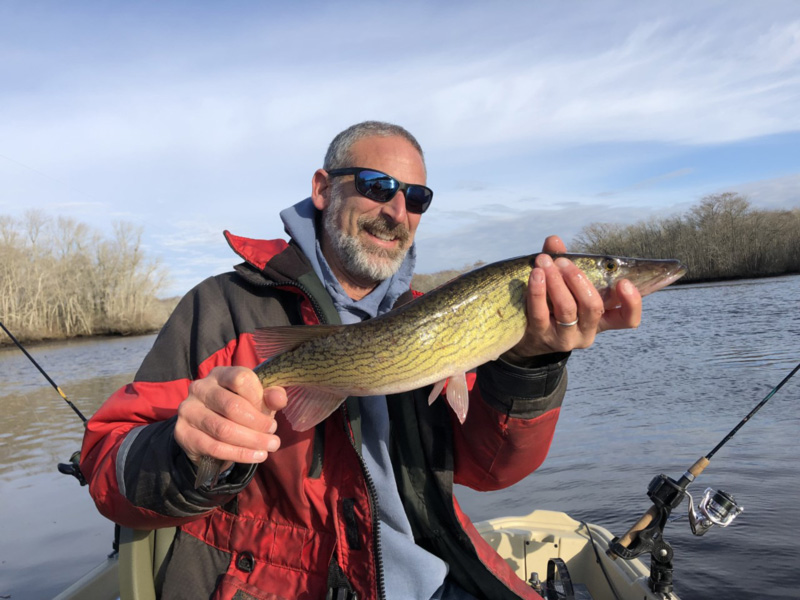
474, 509, 679, 600
54, 510, 675, 600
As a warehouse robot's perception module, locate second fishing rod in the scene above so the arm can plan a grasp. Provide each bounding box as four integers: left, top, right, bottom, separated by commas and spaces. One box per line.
606, 360, 800, 597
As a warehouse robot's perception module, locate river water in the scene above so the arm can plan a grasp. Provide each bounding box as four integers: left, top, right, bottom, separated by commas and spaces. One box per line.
1, 276, 798, 599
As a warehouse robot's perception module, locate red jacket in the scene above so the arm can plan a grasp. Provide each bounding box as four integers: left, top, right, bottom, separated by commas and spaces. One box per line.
81, 233, 568, 599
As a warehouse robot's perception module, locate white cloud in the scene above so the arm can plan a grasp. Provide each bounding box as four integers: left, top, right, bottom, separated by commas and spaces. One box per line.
734, 174, 800, 210
1, 1, 798, 295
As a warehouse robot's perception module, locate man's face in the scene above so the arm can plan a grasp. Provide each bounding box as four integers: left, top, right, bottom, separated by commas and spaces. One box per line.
321, 136, 426, 285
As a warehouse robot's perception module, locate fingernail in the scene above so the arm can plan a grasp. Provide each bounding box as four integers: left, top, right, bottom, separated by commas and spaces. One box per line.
267, 438, 280, 452
533, 268, 545, 284
538, 254, 553, 267
254, 450, 268, 461
620, 280, 633, 294
555, 257, 571, 268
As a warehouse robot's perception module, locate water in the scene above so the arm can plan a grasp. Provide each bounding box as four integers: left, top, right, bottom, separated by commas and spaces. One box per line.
0, 335, 157, 599
1, 277, 799, 599
458, 276, 800, 599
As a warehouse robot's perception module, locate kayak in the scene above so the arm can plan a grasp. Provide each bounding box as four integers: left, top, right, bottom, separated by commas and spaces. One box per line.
474, 509, 674, 600
53, 509, 675, 600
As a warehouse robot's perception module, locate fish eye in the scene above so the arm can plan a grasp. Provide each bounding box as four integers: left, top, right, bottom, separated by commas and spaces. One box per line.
603, 259, 618, 272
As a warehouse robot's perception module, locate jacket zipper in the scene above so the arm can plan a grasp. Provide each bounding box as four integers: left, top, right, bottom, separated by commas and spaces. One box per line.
247, 277, 330, 325
343, 402, 386, 600
253, 272, 386, 597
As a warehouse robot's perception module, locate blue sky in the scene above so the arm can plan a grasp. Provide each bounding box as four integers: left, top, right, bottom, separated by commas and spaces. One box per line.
1, 1, 798, 296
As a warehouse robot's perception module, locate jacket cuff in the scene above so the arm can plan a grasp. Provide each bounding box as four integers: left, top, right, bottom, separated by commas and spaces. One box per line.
476, 352, 569, 419
189, 456, 257, 495
118, 416, 254, 516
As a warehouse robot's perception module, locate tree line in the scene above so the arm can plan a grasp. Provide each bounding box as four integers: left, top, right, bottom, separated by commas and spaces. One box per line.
411, 193, 798, 291
3, 194, 796, 344
0, 211, 171, 344
572, 193, 799, 282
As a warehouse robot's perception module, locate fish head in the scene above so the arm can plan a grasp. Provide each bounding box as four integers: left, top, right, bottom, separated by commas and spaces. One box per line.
563, 254, 688, 302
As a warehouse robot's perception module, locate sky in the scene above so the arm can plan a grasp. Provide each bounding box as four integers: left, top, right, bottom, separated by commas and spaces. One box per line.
1, 1, 799, 297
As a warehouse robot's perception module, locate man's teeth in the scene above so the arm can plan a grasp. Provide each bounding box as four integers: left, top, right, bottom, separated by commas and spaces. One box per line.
368, 230, 396, 241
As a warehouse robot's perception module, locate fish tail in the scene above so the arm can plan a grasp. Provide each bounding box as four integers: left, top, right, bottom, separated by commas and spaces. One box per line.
194, 455, 224, 489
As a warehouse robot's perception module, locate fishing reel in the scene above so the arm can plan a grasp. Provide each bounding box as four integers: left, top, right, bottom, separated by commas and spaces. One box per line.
687, 487, 743, 536
58, 450, 87, 486
608, 472, 744, 598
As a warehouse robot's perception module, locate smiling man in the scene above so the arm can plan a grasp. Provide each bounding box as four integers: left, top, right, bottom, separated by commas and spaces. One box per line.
81, 121, 642, 600
316, 132, 427, 298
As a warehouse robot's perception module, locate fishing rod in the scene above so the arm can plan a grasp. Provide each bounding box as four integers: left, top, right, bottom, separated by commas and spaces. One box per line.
607, 360, 800, 598
1, 320, 89, 485
0, 320, 88, 423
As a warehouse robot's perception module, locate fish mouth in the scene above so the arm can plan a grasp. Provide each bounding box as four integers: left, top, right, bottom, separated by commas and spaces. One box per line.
634, 262, 688, 296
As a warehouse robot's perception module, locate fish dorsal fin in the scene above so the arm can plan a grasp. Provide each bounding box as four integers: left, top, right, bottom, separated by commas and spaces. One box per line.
253, 325, 345, 361
445, 372, 470, 424
282, 386, 348, 432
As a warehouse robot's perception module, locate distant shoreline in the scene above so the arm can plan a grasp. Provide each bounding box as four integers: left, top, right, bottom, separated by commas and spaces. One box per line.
5, 273, 797, 348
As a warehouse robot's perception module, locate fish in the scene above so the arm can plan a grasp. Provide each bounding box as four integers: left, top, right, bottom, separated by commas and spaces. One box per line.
194, 253, 686, 488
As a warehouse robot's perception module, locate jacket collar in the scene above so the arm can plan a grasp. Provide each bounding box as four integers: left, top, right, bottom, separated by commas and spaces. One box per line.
224, 230, 289, 271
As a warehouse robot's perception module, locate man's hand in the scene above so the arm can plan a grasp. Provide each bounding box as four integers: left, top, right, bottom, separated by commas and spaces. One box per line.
174, 366, 288, 471
503, 235, 642, 362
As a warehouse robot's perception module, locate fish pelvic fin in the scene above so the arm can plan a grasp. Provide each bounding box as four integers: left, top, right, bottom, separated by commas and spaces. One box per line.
445, 372, 470, 424
253, 325, 346, 362
428, 380, 446, 405
282, 386, 348, 432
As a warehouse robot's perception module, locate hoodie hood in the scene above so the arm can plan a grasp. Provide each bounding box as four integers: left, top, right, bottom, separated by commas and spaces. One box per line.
280, 197, 416, 324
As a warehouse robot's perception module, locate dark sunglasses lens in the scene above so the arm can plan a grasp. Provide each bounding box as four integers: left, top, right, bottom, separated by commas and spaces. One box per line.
405, 186, 433, 214
356, 170, 398, 202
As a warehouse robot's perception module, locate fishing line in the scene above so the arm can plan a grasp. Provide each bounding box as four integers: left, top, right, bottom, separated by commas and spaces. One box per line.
0, 320, 88, 424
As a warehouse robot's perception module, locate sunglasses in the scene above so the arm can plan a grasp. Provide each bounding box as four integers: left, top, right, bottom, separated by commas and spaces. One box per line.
326, 167, 433, 214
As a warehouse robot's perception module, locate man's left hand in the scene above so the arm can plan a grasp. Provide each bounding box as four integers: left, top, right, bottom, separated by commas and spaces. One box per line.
502, 235, 642, 363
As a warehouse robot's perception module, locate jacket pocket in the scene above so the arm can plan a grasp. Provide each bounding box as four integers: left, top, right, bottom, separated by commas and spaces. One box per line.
211, 574, 289, 600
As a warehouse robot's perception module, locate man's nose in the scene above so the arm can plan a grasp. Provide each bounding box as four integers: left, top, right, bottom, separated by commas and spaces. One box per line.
380, 191, 408, 224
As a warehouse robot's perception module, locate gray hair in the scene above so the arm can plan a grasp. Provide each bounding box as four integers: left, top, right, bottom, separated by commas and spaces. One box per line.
323, 121, 425, 172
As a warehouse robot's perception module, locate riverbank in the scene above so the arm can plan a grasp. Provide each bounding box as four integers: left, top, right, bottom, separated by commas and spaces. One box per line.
0, 297, 179, 347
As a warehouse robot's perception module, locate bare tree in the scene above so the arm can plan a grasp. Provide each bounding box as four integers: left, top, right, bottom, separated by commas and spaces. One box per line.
0, 214, 170, 343
572, 193, 799, 282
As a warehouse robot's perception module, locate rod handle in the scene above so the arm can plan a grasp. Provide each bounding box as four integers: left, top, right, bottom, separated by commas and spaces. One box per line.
613, 456, 710, 554
687, 456, 710, 478
614, 506, 658, 551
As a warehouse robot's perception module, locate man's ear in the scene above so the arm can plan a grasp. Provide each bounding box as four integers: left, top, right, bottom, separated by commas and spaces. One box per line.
311, 169, 330, 211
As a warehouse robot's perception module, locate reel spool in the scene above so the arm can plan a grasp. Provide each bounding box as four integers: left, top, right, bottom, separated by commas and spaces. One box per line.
688, 488, 744, 536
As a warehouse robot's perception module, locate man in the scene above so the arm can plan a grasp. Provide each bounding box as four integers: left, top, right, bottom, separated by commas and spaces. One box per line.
81, 121, 642, 599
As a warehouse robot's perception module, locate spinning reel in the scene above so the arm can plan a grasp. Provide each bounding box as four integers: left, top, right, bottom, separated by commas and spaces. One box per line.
687, 487, 743, 537
607, 465, 744, 598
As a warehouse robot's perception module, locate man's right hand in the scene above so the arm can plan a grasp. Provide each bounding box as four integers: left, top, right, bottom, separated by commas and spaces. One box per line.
174, 366, 288, 471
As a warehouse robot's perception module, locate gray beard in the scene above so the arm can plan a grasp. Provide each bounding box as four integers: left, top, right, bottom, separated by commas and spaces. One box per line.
323, 189, 410, 284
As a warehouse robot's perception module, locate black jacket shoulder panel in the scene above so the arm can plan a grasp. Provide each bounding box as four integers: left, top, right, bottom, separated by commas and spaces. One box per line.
135, 270, 302, 383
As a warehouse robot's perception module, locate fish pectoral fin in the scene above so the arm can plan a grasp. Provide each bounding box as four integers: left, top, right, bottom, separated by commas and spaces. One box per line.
282, 386, 347, 432
428, 379, 446, 405
253, 325, 346, 361
445, 372, 470, 424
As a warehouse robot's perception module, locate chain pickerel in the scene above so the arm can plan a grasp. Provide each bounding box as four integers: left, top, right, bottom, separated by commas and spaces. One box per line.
195, 253, 686, 487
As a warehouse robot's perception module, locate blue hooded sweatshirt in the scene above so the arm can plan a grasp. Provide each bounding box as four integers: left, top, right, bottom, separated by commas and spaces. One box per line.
280, 198, 476, 600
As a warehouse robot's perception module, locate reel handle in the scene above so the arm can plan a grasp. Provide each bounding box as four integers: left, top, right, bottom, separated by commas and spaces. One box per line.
611, 456, 710, 555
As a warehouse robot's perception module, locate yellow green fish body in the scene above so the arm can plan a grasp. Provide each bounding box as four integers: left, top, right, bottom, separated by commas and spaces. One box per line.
194, 253, 686, 488
252, 253, 686, 430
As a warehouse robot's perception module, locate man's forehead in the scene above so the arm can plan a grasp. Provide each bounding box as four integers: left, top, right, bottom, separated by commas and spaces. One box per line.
348, 136, 426, 179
